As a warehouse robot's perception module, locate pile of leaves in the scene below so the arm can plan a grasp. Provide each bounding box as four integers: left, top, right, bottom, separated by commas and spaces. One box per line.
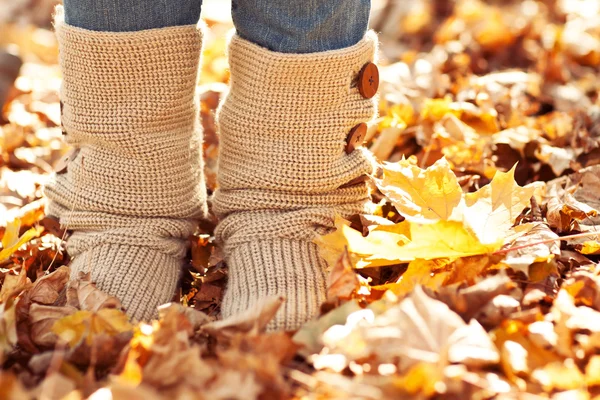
1, 0, 600, 398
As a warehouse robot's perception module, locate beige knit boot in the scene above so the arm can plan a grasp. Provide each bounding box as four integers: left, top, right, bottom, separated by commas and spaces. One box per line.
43, 7, 207, 321
213, 32, 379, 331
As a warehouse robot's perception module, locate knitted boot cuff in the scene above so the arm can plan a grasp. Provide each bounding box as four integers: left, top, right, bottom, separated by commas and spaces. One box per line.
45, 8, 206, 252
213, 32, 378, 330
213, 31, 378, 245
44, 8, 207, 320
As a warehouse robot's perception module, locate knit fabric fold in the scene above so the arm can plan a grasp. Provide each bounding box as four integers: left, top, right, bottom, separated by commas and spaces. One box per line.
43, 7, 207, 321
213, 32, 378, 331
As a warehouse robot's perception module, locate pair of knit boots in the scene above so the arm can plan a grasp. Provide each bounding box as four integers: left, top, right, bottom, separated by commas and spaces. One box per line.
44, 8, 378, 331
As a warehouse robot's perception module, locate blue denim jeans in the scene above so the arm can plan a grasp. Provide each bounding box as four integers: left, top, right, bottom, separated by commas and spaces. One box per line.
62, 0, 371, 53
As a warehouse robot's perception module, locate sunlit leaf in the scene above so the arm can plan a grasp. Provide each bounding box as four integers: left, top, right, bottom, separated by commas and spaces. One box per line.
464, 165, 542, 244
0, 225, 43, 263
51, 309, 132, 348
377, 157, 462, 223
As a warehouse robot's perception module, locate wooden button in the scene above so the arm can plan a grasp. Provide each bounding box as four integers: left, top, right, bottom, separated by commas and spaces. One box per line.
345, 123, 367, 154
54, 148, 78, 174
40, 215, 66, 238
358, 62, 379, 99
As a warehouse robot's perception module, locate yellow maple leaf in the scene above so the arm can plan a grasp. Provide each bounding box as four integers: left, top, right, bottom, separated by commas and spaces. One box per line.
51, 309, 132, 347
463, 165, 541, 244
377, 157, 463, 223
317, 218, 501, 270
314, 216, 411, 269
444, 254, 508, 285
388, 220, 503, 261
373, 258, 450, 296
0, 219, 43, 263
578, 240, 600, 255
2, 219, 20, 250
317, 164, 535, 275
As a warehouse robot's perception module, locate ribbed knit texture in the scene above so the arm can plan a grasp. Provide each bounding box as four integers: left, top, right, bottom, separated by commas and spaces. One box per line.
213, 32, 378, 331
43, 6, 207, 321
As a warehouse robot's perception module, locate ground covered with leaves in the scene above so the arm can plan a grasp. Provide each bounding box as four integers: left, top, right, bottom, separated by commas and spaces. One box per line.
1, 0, 600, 398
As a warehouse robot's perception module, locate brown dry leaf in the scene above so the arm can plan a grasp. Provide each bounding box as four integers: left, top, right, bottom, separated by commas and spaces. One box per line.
65, 272, 122, 312
535, 144, 577, 177
370, 106, 409, 160
132, 307, 214, 390
492, 126, 542, 155
436, 274, 519, 322
117, 303, 214, 391
551, 289, 600, 357
202, 295, 284, 336
555, 166, 600, 226
528, 321, 558, 350
321, 287, 467, 371
546, 184, 598, 233
522, 261, 561, 307
29, 303, 76, 348
212, 334, 294, 399
492, 320, 562, 385
435, 114, 488, 171
157, 302, 212, 332
435, 114, 478, 147
326, 248, 361, 303
201, 369, 262, 400
15, 266, 71, 352
502, 223, 561, 276
0, 267, 31, 303
446, 319, 500, 367
139, 336, 212, 390
22, 266, 69, 304
0, 300, 18, 357
562, 269, 600, 310
292, 300, 362, 356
